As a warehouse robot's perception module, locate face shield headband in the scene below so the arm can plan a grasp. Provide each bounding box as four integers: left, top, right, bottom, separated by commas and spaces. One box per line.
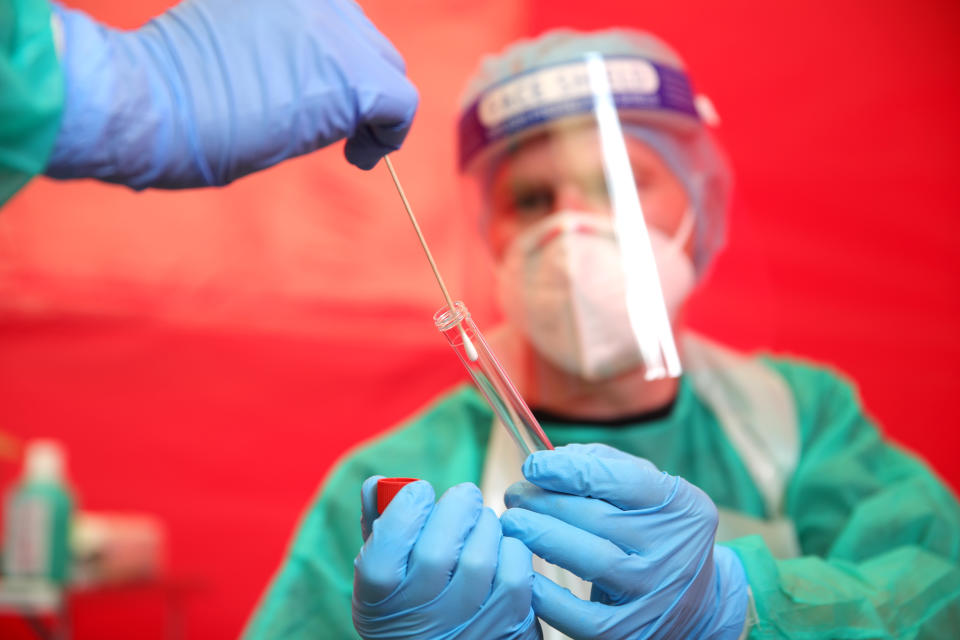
457, 55, 702, 173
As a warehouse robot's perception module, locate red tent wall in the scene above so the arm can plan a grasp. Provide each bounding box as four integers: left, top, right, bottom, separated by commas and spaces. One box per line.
1, 1, 957, 637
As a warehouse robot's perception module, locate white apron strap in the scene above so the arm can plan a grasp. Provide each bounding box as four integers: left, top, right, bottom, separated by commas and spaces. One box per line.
682, 333, 801, 558
681, 333, 799, 519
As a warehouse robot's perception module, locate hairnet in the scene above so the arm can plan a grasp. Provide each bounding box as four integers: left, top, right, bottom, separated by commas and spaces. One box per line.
458, 28, 733, 276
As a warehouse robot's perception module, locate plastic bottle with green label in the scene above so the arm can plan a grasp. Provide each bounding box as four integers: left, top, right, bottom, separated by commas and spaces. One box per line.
3, 440, 75, 583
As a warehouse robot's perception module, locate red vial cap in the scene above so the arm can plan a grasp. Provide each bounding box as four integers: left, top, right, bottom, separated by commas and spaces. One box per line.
377, 477, 419, 514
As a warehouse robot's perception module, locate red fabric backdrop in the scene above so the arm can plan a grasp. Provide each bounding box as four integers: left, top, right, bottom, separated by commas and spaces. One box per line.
0, 1, 957, 637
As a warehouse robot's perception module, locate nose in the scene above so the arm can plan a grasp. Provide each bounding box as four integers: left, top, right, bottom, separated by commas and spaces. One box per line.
554, 181, 605, 215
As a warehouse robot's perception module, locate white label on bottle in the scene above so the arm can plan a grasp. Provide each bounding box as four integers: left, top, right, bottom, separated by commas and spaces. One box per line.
5, 497, 51, 576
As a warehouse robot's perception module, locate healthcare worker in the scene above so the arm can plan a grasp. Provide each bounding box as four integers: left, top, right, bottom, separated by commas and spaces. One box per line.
245, 29, 960, 639
1, 0, 418, 204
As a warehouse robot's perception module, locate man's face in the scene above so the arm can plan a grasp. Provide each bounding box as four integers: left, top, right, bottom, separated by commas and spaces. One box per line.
486, 125, 692, 260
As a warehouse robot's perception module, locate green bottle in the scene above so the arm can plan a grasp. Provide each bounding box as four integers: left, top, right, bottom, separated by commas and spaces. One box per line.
3, 440, 75, 583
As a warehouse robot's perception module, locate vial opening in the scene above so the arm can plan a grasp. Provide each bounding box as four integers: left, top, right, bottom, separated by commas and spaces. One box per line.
433, 301, 469, 332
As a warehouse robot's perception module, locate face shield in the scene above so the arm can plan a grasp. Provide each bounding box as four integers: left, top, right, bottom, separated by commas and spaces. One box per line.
458, 54, 709, 382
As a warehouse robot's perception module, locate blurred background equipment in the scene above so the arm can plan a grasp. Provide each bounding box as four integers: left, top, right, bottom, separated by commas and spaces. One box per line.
3, 440, 74, 584
0, 440, 180, 639
0, 0, 957, 637
71, 512, 165, 586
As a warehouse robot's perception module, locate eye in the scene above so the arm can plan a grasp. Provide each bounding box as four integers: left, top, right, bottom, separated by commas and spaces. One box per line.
511, 185, 555, 218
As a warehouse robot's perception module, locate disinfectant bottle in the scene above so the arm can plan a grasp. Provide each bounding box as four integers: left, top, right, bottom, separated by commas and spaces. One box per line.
3, 440, 75, 583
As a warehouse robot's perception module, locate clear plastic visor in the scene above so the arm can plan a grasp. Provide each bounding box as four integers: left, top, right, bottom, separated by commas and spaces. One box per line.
461, 55, 694, 381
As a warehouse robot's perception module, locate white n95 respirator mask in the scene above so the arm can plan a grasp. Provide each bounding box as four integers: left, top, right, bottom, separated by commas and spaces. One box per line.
496, 210, 695, 381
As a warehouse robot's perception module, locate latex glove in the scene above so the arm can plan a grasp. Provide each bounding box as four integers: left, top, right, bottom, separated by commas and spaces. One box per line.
353, 477, 541, 640
46, 0, 418, 189
501, 444, 749, 640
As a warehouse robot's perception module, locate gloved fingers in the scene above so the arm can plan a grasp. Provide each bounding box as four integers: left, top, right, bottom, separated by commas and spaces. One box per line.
444, 507, 501, 616
330, 0, 417, 171
710, 546, 751, 637
404, 482, 483, 604
490, 536, 537, 621
522, 447, 677, 512
530, 572, 612, 640
501, 508, 644, 598
369, 34, 407, 75
360, 475, 384, 541
450, 535, 539, 640
344, 79, 419, 170
344, 126, 392, 170
547, 442, 638, 461
353, 480, 435, 605
504, 481, 646, 550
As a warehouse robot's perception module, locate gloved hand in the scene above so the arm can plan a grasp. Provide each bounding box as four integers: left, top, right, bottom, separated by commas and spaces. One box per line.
501, 444, 749, 640
46, 0, 418, 189
353, 476, 542, 640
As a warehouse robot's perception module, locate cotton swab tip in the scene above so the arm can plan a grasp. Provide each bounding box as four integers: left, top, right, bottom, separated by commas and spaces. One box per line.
459, 325, 479, 362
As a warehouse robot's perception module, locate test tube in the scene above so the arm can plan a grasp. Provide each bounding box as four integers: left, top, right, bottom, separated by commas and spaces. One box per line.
435, 302, 553, 457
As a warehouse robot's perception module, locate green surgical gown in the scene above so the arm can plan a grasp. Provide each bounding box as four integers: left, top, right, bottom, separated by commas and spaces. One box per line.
1, 0, 63, 205
245, 356, 960, 639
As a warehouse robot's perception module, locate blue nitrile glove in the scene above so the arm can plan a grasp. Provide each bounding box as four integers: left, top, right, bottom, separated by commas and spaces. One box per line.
501, 444, 749, 640
45, 0, 418, 189
353, 477, 542, 640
